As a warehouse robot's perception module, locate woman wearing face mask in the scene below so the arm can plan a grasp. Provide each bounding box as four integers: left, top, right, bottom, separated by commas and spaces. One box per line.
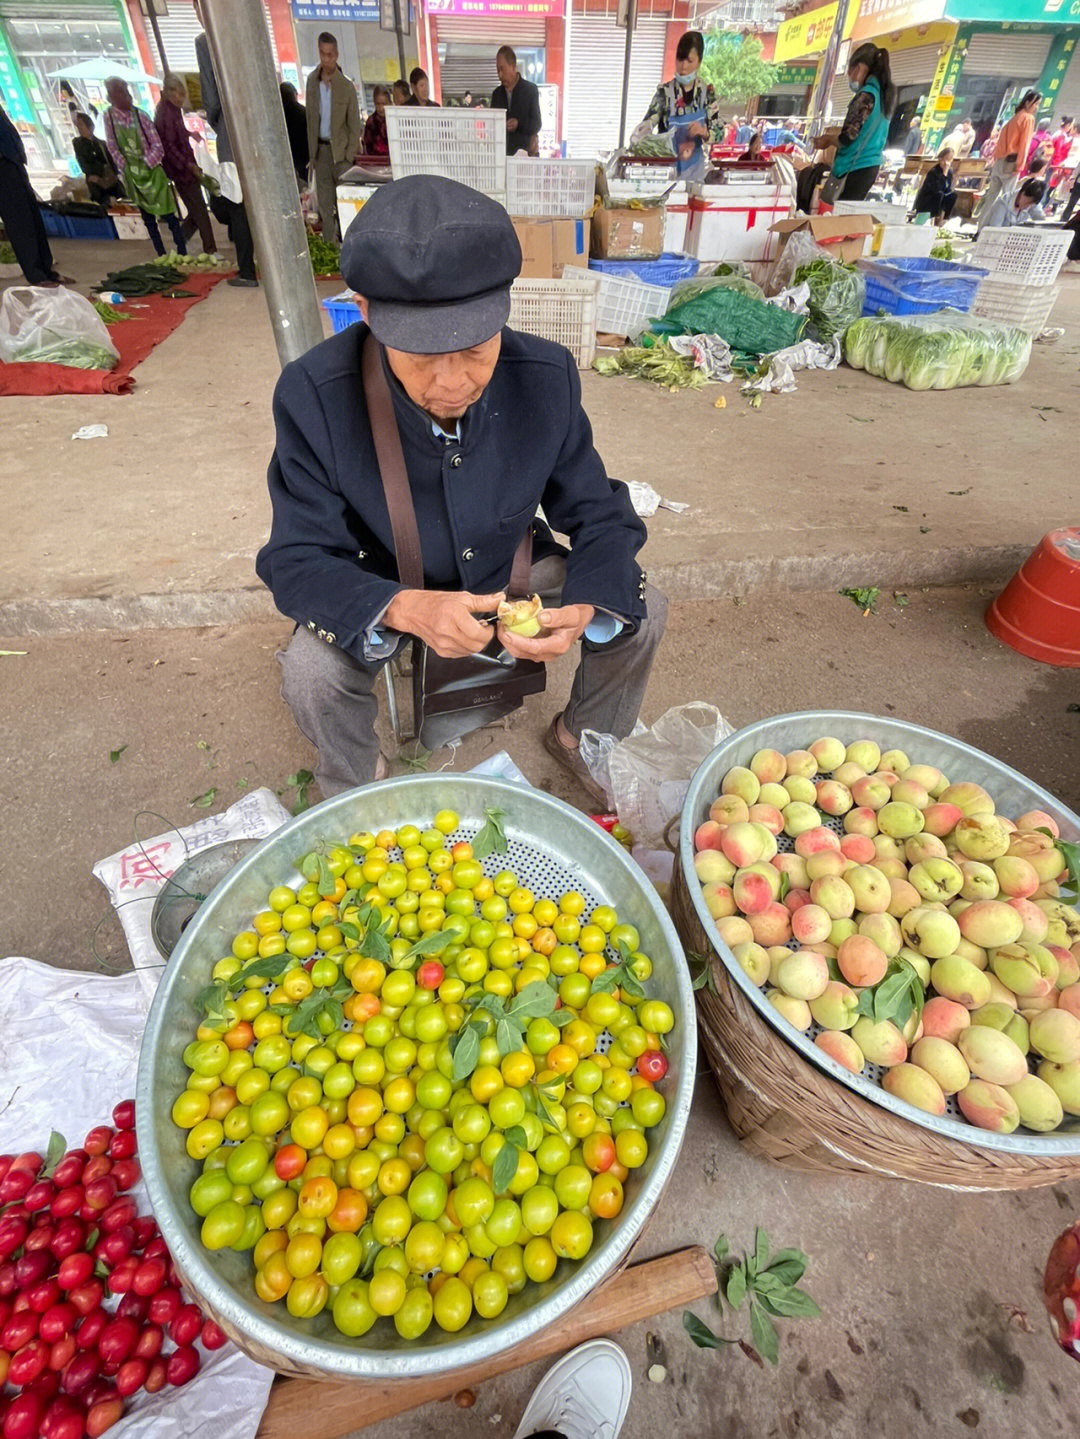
825, 42, 896, 202
630, 30, 722, 181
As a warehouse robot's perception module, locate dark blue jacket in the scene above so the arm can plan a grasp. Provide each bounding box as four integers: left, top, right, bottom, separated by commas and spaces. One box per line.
255, 322, 648, 666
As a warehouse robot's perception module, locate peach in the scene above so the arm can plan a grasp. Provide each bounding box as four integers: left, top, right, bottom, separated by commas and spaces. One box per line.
833, 761, 867, 788
883, 1063, 946, 1115
922, 802, 964, 838
748, 803, 784, 837
957, 1079, 1020, 1133
909, 858, 964, 905
872, 770, 901, 790
889, 778, 929, 810
721, 765, 760, 805
921, 996, 971, 1044
745, 861, 782, 900
939, 781, 995, 817
809, 980, 860, 1031
970, 1002, 1028, 1053
731, 940, 770, 987
846, 864, 892, 914
709, 794, 749, 826
955, 937, 989, 970
957, 1026, 1029, 1086
871, 833, 905, 862
715, 915, 754, 948
794, 826, 841, 858
1053, 946, 1080, 989
954, 814, 1011, 862
1029, 1010, 1080, 1065
872, 858, 908, 882
851, 776, 891, 811
859, 912, 902, 958
957, 900, 1024, 950
993, 856, 1039, 901
772, 852, 809, 890
843, 806, 880, 838
900, 763, 941, 794
903, 907, 961, 960
910, 1036, 970, 1095
1039, 900, 1080, 946
829, 917, 859, 949
905, 833, 948, 866
748, 903, 792, 947
758, 782, 790, 809
701, 881, 736, 920
878, 801, 925, 840
808, 736, 847, 772
810, 875, 855, 920
1006, 1074, 1063, 1132
784, 887, 812, 916
694, 820, 725, 852
784, 749, 818, 779
841, 833, 876, 864
984, 972, 1019, 1008
733, 869, 775, 917
1007, 897, 1049, 945
749, 748, 787, 785
1015, 810, 1059, 837
766, 946, 791, 985
694, 850, 736, 886
766, 989, 812, 1031
790, 903, 833, 947
816, 779, 854, 816
852, 1015, 907, 1067
805, 850, 847, 882
929, 956, 991, 1010
783, 775, 818, 807
783, 802, 822, 838
814, 1031, 865, 1074
1038, 1061, 1080, 1116
750, 823, 779, 863
1058, 983, 1080, 1021
837, 934, 888, 988
958, 861, 999, 902
777, 949, 829, 1002
898, 946, 930, 987
878, 748, 910, 775
990, 942, 1058, 1000
720, 821, 766, 868
1013, 836, 1067, 884
845, 739, 881, 772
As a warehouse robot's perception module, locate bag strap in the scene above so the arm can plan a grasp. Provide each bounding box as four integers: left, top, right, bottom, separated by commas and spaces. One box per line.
362, 331, 534, 599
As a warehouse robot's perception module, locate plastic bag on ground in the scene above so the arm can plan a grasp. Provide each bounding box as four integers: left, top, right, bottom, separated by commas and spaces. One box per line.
0, 286, 119, 369
844, 311, 1032, 389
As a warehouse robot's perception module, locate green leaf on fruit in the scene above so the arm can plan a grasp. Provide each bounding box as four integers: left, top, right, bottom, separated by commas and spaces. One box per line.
339, 921, 360, 941
472, 807, 508, 860
532, 1084, 563, 1132
359, 917, 393, 964
399, 928, 458, 964
855, 988, 876, 1018
590, 966, 619, 994
300, 852, 320, 883
507, 981, 557, 1022
451, 1025, 481, 1081
778, 872, 790, 902
230, 955, 291, 991
683, 1311, 726, 1349
749, 1300, 780, 1365
492, 1136, 520, 1194
496, 1016, 522, 1056
195, 981, 228, 1016
316, 853, 337, 899
551, 1008, 575, 1027
1051, 837, 1080, 903
726, 1264, 747, 1309
42, 1130, 67, 1178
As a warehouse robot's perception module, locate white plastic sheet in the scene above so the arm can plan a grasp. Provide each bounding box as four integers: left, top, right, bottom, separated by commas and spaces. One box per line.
0, 956, 275, 1438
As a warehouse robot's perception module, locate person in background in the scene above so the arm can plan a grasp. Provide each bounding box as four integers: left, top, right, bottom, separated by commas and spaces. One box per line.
981, 172, 1047, 230
406, 68, 437, 106
977, 89, 1040, 226
1060, 123, 1080, 221
103, 75, 187, 257
0, 100, 67, 285
980, 127, 999, 159
902, 115, 923, 156
1045, 115, 1074, 207
631, 30, 723, 182
362, 85, 390, 157
942, 117, 975, 158
492, 45, 542, 157
73, 111, 123, 203
1026, 115, 1051, 171
462, 90, 474, 108
280, 81, 309, 185
194, 8, 258, 287
305, 32, 361, 244
739, 131, 764, 162
912, 146, 956, 224
827, 42, 895, 202
725, 116, 739, 145
154, 74, 216, 255
391, 79, 411, 106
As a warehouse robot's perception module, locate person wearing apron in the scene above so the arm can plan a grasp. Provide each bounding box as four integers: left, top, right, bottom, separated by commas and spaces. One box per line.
103, 75, 186, 257
631, 30, 722, 184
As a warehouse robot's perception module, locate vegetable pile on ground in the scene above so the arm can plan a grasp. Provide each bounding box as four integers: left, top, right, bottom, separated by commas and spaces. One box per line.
307, 231, 340, 277
146, 253, 231, 272
4, 335, 117, 370
594, 340, 707, 390
95, 264, 185, 298
692, 735, 1080, 1134
0, 1102, 225, 1438
174, 811, 674, 1340
792, 257, 865, 344
844, 313, 1032, 390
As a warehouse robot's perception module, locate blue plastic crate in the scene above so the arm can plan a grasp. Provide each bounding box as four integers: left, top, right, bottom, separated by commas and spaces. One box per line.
322, 295, 362, 333
39, 207, 65, 238
859, 255, 988, 317
589, 252, 699, 286
66, 214, 117, 239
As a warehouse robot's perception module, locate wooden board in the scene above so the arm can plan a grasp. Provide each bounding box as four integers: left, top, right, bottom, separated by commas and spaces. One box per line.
257, 1246, 717, 1439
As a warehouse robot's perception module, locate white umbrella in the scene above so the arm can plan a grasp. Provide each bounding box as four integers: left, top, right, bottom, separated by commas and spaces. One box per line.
49, 60, 161, 85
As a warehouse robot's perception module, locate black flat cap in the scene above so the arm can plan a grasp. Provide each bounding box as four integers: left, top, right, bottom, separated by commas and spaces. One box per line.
341, 175, 522, 354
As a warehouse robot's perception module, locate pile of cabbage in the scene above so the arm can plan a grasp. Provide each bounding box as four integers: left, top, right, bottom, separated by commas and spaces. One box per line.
844, 311, 1032, 390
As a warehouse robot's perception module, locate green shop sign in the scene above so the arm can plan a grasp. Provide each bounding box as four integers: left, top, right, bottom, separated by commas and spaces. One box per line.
775, 65, 817, 85
0, 28, 34, 124
946, 0, 1080, 24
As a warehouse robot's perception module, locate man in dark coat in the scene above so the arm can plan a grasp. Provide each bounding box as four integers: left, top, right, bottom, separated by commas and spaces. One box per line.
256, 176, 665, 800
0, 102, 64, 285
492, 45, 541, 156
194, 12, 258, 286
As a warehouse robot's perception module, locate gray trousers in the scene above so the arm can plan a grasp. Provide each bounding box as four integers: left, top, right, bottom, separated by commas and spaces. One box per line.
278, 554, 668, 798
313, 143, 345, 243
975, 156, 1015, 230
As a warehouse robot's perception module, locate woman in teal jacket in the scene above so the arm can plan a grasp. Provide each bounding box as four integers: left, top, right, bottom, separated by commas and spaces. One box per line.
829, 42, 895, 202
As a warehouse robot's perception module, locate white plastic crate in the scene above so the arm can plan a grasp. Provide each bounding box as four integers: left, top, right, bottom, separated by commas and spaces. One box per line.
507, 157, 595, 218
971, 278, 1060, 331
562, 264, 669, 339
508, 276, 598, 368
832, 198, 908, 225
112, 213, 145, 240
970, 226, 1070, 286
386, 108, 506, 198
336, 184, 377, 237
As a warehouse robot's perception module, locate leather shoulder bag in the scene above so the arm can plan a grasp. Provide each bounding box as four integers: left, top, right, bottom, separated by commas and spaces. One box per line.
361, 333, 546, 751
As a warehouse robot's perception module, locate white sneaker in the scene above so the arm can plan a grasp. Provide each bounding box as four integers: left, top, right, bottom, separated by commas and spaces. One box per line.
512, 1339, 633, 1439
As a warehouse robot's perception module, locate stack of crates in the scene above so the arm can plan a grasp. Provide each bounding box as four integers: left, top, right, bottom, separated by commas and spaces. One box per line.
968, 226, 1071, 332
386, 109, 507, 203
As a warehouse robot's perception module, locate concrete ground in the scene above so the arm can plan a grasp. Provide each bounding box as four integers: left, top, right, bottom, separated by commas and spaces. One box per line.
3, 586, 1079, 1439
1, 237, 1079, 637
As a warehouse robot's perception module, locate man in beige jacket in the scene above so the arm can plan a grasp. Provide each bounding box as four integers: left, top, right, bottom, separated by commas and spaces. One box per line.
305, 31, 361, 243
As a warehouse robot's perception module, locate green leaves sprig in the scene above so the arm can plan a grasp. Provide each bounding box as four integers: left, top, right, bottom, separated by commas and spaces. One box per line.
472, 807, 508, 860
683, 1230, 819, 1366
853, 955, 924, 1031
491, 1124, 529, 1193
450, 981, 567, 1081
590, 940, 644, 1000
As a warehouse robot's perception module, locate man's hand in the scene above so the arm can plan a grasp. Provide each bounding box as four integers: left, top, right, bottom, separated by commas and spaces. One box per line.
678, 141, 696, 161
497, 604, 594, 662
507, 117, 519, 132
687, 122, 708, 139
383, 589, 503, 659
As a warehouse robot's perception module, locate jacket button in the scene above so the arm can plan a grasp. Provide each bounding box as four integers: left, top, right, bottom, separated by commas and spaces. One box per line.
307, 620, 316, 630
326, 632, 336, 644
462, 547, 474, 561
357, 550, 366, 560
450, 454, 463, 469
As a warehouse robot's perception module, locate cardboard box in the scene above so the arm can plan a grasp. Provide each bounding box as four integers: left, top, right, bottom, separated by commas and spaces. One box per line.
512, 218, 589, 278
590, 206, 664, 261
769, 212, 874, 265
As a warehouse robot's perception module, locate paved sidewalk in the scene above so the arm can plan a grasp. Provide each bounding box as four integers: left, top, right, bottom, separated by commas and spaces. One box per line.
2, 238, 1077, 634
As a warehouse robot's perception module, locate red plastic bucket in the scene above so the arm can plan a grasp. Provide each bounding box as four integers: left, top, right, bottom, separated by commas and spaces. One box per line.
985, 528, 1080, 667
